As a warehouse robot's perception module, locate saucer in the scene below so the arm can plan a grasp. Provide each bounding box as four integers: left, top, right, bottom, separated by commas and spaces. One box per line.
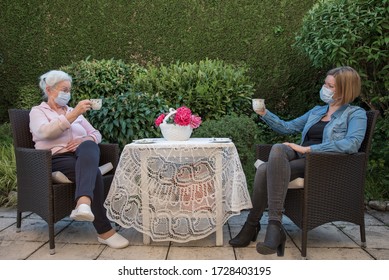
132, 139, 156, 144
209, 138, 232, 143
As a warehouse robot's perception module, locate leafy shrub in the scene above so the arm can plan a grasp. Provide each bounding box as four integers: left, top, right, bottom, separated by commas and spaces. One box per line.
294, 0, 388, 112
366, 111, 389, 200
193, 114, 262, 193
294, 0, 389, 200
60, 58, 146, 104
365, 158, 389, 200
86, 91, 169, 149
132, 59, 255, 121
0, 143, 16, 207
59, 57, 255, 124
58, 58, 256, 151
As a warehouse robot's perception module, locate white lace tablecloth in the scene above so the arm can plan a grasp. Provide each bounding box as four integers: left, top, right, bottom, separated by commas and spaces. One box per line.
104, 138, 252, 243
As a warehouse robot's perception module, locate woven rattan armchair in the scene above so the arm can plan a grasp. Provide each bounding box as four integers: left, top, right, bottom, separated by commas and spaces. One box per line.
8, 109, 120, 254
255, 110, 379, 258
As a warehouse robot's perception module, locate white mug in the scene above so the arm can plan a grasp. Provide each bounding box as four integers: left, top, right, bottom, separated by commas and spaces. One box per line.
252, 98, 265, 112
90, 99, 102, 110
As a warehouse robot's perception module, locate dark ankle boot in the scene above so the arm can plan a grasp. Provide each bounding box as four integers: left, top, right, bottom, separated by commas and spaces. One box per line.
229, 222, 260, 247
256, 220, 286, 257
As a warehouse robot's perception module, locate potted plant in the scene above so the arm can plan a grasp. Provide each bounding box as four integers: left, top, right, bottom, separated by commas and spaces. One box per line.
155, 106, 202, 141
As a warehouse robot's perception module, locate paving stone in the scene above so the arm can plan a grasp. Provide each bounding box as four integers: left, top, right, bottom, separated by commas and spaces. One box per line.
0, 217, 15, 231
364, 248, 389, 260
98, 245, 170, 260
0, 207, 18, 218
28, 243, 106, 260
304, 247, 373, 260
342, 225, 389, 249
0, 219, 70, 242
167, 246, 235, 260
55, 221, 100, 244
0, 207, 387, 260
285, 223, 359, 249
368, 209, 389, 225
333, 213, 383, 227
0, 240, 44, 260
170, 225, 230, 247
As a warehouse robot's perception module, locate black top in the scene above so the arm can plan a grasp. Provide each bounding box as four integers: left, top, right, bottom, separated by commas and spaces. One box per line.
302, 120, 329, 147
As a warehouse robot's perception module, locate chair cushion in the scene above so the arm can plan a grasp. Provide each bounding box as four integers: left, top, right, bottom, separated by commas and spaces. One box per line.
254, 159, 304, 189
98, 162, 114, 175
52, 171, 73, 183
254, 159, 265, 169
288, 177, 304, 189
52, 162, 113, 183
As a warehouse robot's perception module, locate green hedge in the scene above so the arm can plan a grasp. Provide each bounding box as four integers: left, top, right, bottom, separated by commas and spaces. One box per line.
0, 0, 318, 122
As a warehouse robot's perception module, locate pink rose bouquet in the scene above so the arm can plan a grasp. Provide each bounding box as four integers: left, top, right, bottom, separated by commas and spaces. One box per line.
155, 106, 202, 129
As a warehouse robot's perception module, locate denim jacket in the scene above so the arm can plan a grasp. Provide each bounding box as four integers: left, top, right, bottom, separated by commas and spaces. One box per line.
261, 104, 367, 154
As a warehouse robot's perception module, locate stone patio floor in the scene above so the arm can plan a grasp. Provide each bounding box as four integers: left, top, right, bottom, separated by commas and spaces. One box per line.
0, 207, 388, 260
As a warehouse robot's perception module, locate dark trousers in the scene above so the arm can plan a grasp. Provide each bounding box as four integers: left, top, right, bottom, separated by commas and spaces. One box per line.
247, 143, 306, 224
52, 141, 112, 234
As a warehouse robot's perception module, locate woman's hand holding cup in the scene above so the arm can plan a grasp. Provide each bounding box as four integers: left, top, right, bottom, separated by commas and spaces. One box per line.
66, 100, 92, 123
74, 100, 92, 115
252, 99, 266, 115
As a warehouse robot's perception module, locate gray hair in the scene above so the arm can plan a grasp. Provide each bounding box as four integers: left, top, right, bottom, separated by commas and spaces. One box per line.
39, 70, 72, 100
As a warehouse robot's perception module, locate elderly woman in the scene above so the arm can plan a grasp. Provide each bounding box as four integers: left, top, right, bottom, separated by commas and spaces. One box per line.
29, 70, 129, 249
229, 66, 367, 256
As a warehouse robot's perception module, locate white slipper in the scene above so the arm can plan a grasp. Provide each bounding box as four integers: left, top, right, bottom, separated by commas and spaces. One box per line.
70, 204, 95, 222
98, 233, 129, 249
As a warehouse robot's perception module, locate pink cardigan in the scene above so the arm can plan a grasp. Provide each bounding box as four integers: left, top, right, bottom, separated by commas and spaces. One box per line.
29, 102, 102, 155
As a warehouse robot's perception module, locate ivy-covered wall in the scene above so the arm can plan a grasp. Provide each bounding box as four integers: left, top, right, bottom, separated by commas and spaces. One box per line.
0, 0, 318, 122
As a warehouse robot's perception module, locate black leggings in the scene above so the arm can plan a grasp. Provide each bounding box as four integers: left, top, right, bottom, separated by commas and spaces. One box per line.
52, 141, 112, 234
247, 144, 306, 224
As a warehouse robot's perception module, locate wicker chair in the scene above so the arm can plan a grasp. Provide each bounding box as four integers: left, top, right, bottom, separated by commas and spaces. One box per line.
255, 110, 379, 258
8, 109, 120, 254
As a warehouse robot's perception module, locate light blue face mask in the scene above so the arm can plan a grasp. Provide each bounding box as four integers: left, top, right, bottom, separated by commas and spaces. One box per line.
320, 86, 335, 104
54, 91, 71, 106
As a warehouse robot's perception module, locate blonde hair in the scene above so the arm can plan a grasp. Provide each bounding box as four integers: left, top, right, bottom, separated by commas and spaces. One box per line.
327, 66, 361, 105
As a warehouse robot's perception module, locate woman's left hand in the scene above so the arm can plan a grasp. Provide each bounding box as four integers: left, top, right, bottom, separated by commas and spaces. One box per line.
66, 138, 84, 152
283, 142, 311, 154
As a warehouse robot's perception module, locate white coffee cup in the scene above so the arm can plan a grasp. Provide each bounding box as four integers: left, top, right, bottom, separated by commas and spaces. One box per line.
90, 99, 102, 110
252, 98, 265, 112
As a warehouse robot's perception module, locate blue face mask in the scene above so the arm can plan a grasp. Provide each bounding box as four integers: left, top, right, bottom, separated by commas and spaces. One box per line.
54, 91, 71, 106
320, 86, 335, 104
